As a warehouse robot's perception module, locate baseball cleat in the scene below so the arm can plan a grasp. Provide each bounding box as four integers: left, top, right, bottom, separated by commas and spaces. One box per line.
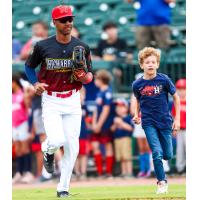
43, 152, 54, 174
57, 191, 70, 198
156, 180, 168, 194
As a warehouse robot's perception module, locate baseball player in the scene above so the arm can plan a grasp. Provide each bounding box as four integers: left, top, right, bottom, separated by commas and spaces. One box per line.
132, 47, 180, 194
25, 5, 93, 198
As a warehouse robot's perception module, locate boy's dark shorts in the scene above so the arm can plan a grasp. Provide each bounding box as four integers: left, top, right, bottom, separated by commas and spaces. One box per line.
90, 130, 113, 144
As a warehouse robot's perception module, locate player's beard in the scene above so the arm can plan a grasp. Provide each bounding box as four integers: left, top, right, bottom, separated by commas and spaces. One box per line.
60, 25, 72, 36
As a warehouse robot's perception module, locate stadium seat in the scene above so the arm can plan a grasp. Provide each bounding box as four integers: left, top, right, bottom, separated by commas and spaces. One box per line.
160, 47, 186, 82
96, 0, 121, 7
119, 30, 136, 47
92, 60, 114, 71
82, 33, 101, 49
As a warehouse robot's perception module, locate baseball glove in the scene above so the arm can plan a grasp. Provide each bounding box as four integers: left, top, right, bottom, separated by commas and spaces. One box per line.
70, 46, 88, 82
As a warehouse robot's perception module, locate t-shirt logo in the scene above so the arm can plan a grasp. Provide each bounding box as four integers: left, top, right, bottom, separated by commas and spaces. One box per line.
140, 85, 162, 96
154, 86, 160, 94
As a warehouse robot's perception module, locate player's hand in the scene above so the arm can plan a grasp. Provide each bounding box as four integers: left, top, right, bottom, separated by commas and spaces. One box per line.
132, 116, 141, 124
92, 124, 101, 134
172, 118, 180, 137
114, 117, 123, 127
33, 82, 49, 95
77, 72, 93, 84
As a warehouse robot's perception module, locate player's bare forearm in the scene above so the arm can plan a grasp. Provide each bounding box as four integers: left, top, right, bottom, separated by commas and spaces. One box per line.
173, 93, 180, 122
132, 98, 141, 124
134, 98, 140, 117
111, 123, 117, 132
92, 110, 97, 126
24, 91, 32, 109
130, 94, 135, 116
172, 92, 180, 136
96, 105, 110, 129
120, 121, 133, 132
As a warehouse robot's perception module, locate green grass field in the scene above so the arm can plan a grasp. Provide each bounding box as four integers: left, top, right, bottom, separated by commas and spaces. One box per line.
13, 184, 186, 200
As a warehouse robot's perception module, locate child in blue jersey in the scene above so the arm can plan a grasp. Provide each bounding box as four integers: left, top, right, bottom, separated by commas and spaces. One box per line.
132, 47, 180, 194
111, 98, 134, 178
91, 69, 115, 177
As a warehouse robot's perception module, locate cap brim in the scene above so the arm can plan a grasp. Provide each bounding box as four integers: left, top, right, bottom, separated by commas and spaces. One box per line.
53, 15, 75, 19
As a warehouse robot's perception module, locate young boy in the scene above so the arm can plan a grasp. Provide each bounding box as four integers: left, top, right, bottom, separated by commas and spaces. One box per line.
111, 98, 134, 178
91, 69, 115, 178
132, 47, 180, 194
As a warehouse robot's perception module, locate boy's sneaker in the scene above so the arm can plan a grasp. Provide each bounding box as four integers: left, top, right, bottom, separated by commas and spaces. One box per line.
104, 173, 114, 179
123, 174, 133, 179
43, 152, 54, 174
57, 191, 70, 198
79, 174, 87, 181
156, 180, 168, 194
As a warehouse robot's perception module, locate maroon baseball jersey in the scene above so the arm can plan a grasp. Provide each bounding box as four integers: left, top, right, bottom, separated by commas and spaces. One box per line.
25, 35, 92, 92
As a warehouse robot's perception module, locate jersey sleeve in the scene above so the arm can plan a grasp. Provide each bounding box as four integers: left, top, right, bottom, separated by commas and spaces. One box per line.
104, 91, 113, 105
25, 43, 43, 68
132, 81, 140, 100
165, 75, 176, 95
85, 45, 93, 73
125, 116, 135, 128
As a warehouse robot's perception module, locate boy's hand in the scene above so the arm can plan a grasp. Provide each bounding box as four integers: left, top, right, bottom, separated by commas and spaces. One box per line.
114, 117, 123, 125
172, 119, 180, 137
132, 116, 141, 124
92, 124, 101, 134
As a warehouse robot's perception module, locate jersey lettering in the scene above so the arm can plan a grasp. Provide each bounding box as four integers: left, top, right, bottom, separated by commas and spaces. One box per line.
46, 58, 73, 70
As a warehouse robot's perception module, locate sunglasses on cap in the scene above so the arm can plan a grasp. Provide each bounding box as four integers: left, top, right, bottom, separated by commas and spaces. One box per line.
57, 17, 73, 23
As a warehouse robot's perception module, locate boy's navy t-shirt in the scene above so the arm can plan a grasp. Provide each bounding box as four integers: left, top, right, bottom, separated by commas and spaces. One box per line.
80, 104, 89, 139
114, 115, 134, 139
96, 87, 115, 131
132, 73, 176, 129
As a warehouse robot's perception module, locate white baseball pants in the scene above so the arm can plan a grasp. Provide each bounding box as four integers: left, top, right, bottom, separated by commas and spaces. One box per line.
176, 129, 186, 172
41, 90, 81, 192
